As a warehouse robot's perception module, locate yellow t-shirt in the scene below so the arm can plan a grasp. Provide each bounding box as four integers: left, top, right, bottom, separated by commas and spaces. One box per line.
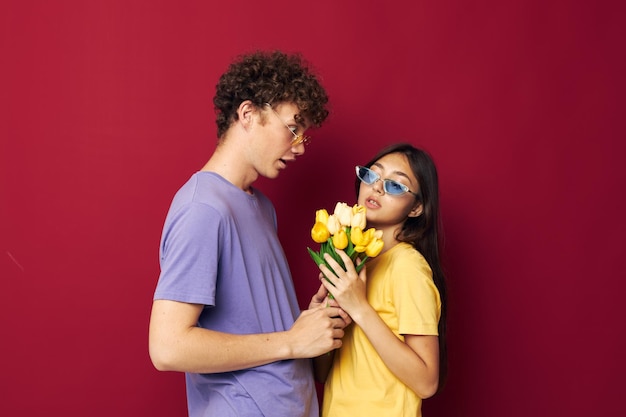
322, 242, 441, 417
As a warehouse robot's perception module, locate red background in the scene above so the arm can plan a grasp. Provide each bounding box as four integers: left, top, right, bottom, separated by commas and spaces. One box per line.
1, 1, 624, 415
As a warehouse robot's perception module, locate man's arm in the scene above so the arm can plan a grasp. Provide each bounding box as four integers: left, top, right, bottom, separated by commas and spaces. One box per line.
149, 299, 350, 374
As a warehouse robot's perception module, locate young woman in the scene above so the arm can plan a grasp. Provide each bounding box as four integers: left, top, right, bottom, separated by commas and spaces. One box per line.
315, 143, 448, 417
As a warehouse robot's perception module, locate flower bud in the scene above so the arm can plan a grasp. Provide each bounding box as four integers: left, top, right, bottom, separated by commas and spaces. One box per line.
351, 205, 367, 230
334, 202, 352, 227
365, 238, 384, 257
354, 245, 367, 253
362, 228, 376, 244
326, 215, 341, 235
315, 209, 329, 225
350, 227, 365, 246
332, 229, 349, 250
311, 222, 330, 243
350, 227, 366, 252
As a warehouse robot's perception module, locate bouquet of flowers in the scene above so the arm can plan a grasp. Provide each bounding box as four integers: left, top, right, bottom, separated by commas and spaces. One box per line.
307, 202, 384, 278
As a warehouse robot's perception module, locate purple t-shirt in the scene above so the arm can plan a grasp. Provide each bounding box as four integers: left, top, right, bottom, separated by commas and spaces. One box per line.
154, 172, 318, 417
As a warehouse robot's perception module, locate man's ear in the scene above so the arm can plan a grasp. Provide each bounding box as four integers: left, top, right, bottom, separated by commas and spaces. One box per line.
237, 100, 256, 127
408, 202, 423, 218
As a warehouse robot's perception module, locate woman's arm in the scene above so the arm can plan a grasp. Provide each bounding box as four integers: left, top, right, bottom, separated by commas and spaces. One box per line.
319, 250, 439, 398
350, 305, 439, 398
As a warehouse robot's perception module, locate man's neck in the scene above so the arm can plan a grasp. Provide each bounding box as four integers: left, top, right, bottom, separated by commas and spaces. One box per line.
201, 144, 258, 193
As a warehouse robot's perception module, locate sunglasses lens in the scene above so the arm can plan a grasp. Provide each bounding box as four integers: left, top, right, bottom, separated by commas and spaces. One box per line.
356, 166, 412, 196
292, 134, 311, 146
357, 166, 378, 184
384, 180, 408, 195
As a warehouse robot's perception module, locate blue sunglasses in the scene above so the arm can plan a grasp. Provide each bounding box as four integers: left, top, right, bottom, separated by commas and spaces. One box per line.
355, 165, 419, 197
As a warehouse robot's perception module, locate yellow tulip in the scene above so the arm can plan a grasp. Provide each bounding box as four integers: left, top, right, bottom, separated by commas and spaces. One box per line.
334, 202, 352, 227
365, 238, 384, 257
351, 205, 367, 229
350, 227, 366, 246
352, 204, 365, 213
315, 208, 329, 225
351, 227, 367, 253
354, 244, 367, 253
352, 227, 377, 252
326, 214, 341, 235
332, 229, 349, 250
311, 222, 330, 243
363, 228, 376, 243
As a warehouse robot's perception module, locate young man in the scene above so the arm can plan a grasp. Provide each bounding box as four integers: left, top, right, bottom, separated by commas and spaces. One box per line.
149, 51, 349, 417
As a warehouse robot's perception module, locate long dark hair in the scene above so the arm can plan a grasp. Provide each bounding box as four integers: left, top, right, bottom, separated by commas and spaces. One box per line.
356, 142, 448, 391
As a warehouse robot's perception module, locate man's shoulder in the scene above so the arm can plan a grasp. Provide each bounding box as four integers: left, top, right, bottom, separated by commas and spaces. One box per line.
173, 172, 232, 204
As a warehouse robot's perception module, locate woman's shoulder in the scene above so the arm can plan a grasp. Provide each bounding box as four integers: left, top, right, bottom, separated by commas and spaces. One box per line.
387, 243, 431, 274
388, 242, 425, 260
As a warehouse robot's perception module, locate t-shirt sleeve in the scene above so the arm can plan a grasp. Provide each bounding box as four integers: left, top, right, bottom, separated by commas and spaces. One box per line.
154, 202, 221, 306
391, 251, 441, 336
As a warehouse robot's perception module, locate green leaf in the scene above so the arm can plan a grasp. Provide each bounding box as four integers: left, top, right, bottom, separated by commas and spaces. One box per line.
326, 239, 345, 269
355, 256, 369, 273
307, 247, 325, 266
346, 230, 355, 257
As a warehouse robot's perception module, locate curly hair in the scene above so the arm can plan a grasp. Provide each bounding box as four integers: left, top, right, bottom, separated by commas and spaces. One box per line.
213, 50, 330, 139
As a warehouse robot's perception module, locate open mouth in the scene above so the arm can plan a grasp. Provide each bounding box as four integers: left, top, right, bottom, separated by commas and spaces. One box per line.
278, 159, 289, 169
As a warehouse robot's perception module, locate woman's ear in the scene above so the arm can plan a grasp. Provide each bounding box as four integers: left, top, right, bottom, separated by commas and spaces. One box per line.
408, 202, 423, 218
